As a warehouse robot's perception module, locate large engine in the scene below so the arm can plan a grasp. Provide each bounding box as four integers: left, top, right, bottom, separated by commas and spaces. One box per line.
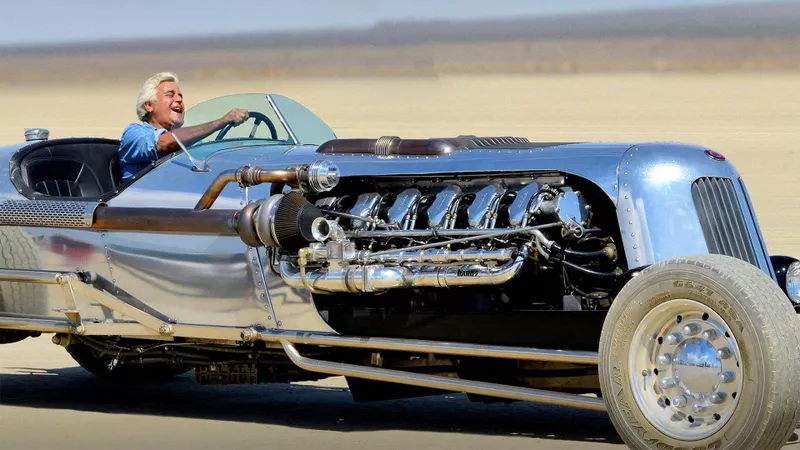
250, 172, 626, 312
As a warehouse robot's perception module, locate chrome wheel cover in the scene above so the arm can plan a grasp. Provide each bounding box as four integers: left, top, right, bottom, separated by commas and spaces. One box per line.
628, 299, 743, 440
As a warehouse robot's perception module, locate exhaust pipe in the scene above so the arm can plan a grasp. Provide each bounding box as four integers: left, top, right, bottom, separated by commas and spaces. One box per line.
279, 249, 528, 293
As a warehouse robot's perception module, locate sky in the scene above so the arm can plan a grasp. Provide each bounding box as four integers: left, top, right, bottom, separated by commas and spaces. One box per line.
0, 0, 773, 46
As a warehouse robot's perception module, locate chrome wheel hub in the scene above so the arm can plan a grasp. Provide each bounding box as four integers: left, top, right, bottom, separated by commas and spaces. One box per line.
629, 299, 743, 440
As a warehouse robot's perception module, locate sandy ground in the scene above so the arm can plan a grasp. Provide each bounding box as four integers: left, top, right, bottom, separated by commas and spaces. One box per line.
1, 338, 622, 450
2, 73, 800, 448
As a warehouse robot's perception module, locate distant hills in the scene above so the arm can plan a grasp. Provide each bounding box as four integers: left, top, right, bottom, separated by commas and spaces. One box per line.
2, 1, 799, 82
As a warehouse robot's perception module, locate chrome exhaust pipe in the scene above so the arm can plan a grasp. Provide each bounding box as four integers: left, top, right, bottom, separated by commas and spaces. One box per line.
280, 249, 527, 293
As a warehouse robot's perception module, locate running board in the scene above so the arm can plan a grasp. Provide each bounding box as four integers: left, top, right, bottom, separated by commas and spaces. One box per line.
281, 341, 606, 411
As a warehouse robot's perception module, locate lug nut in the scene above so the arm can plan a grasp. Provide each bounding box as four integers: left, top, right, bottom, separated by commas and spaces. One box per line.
710, 392, 727, 404
692, 402, 709, 413
719, 371, 736, 383
682, 323, 700, 336
672, 395, 688, 408
657, 354, 672, 366
665, 333, 681, 345
702, 329, 718, 341
716, 347, 731, 360
659, 377, 677, 389
670, 413, 684, 422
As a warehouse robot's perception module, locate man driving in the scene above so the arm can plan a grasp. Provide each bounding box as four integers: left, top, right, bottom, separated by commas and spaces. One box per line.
119, 72, 248, 181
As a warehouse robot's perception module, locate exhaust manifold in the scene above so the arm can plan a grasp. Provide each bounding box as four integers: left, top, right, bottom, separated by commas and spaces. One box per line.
279, 249, 527, 294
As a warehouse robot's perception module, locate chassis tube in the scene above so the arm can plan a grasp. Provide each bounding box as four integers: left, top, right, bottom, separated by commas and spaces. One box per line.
282, 341, 606, 411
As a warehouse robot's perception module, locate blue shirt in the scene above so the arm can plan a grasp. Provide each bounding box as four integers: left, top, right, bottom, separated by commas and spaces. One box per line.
119, 122, 168, 181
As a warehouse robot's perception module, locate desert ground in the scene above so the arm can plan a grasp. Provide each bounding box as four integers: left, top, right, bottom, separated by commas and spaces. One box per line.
2, 72, 800, 448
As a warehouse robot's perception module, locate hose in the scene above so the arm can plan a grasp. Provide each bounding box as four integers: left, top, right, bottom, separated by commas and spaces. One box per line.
559, 260, 619, 279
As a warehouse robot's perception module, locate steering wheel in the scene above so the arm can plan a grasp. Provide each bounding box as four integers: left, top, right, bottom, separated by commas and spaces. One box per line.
216, 111, 278, 141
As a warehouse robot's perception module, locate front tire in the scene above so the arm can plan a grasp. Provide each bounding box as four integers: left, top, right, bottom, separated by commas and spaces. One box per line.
599, 255, 800, 449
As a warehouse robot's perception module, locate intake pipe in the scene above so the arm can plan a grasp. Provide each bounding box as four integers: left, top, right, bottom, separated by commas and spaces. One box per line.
278, 249, 528, 294
194, 160, 339, 211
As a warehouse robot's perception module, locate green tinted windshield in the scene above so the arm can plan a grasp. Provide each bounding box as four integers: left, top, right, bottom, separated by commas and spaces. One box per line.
182, 94, 336, 145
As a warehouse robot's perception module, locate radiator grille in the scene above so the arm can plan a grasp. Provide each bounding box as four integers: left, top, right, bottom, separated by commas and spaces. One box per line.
692, 177, 758, 266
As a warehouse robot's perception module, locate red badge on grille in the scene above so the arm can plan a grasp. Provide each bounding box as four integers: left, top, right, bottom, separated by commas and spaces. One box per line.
705, 149, 725, 161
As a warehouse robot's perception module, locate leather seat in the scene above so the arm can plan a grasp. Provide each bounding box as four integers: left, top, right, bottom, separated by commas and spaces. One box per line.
10, 138, 122, 200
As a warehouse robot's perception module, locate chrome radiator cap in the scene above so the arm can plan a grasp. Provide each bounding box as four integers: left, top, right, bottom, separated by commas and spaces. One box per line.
24, 128, 50, 142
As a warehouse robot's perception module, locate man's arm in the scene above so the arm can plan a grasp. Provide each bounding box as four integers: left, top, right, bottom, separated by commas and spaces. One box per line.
155, 108, 248, 155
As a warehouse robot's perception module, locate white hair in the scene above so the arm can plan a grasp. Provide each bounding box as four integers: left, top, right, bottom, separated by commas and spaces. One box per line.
136, 72, 179, 121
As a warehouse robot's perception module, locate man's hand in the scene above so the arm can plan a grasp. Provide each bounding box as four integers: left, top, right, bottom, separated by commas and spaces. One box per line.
157, 108, 249, 155
223, 108, 249, 127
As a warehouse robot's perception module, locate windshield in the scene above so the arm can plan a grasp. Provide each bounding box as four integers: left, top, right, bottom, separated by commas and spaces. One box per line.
182, 93, 336, 145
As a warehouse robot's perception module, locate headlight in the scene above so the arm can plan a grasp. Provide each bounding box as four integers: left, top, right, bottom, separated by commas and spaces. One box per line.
786, 261, 800, 303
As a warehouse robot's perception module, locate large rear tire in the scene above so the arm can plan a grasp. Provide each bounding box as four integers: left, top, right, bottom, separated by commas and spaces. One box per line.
0, 227, 46, 315
66, 341, 192, 381
599, 254, 800, 449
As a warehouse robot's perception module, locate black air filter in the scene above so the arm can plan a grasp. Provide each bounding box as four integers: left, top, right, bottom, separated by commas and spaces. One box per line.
255, 191, 323, 251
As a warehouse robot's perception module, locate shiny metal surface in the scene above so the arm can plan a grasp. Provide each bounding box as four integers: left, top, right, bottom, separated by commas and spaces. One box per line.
103, 232, 276, 329
267, 94, 299, 145
0, 129, 782, 338
386, 188, 422, 229
0, 200, 98, 228
507, 182, 540, 227
0, 315, 73, 333
172, 132, 210, 172
314, 197, 337, 209
467, 183, 504, 228
281, 341, 607, 411
616, 143, 772, 274
306, 160, 340, 193
194, 165, 304, 211
24, 128, 50, 142
0, 268, 66, 284
554, 190, 589, 227
427, 184, 462, 229
629, 299, 743, 440
346, 226, 550, 239
281, 250, 526, 293
348, 193, 382, 230
353, 248, 515, 264
363, 223, 558, 258
692, 177, 758, 266
251, 329, 599, 364
786, 261, 800, 302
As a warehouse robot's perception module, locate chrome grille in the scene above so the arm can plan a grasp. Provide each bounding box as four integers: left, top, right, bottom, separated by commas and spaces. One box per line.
692, 177, 758, 266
